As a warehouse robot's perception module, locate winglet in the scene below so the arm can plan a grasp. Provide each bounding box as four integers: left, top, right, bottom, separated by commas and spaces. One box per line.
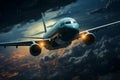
41, 13, 47, 33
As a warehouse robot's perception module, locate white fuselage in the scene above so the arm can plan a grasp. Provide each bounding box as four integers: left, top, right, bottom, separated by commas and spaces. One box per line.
43, 17, 80, 50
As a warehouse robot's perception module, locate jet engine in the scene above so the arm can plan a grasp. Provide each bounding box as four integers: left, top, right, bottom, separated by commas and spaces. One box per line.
29, 44, 41, 56
79, 31, 95, 45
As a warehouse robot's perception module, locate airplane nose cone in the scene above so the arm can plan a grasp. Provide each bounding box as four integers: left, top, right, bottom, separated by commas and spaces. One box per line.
72, 23, 80, 30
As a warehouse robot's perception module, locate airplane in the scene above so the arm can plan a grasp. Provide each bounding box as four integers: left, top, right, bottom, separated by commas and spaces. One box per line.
0, 13, 120, 56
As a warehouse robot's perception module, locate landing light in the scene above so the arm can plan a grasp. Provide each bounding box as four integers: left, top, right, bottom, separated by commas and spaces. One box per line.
78, 31, 88, 40
39, 42, 46, 47
81, 34, 87, 40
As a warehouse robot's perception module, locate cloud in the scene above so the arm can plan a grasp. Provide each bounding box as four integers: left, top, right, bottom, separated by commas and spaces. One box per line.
36, 29, 120, 80
90, 0, 120, 14
42, 54, 58, 61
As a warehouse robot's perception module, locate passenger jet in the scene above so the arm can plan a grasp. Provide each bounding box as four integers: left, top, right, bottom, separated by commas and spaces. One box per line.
0, 13, 120, 56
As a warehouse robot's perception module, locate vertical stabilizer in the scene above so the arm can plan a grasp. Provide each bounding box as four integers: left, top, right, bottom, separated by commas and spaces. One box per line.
41, 13, 47, 33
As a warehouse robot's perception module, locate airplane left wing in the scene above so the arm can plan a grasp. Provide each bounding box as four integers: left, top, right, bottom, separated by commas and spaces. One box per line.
0, 39, 50, 47
0, 41, 32, 46
81, 20, 120, 33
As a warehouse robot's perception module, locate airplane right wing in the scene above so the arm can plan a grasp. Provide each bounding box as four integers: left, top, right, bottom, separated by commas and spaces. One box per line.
81, 20, 120, 33
78, 20, 120, 45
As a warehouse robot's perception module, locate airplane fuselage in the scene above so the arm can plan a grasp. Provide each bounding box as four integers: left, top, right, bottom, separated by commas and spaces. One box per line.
43, 18, 80, 50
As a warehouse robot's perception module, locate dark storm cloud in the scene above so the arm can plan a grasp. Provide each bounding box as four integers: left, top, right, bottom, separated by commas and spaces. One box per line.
39, 33, 120, 80
43, 54, 58, 61
0, 0, 76, 33
90, 0, 120, 14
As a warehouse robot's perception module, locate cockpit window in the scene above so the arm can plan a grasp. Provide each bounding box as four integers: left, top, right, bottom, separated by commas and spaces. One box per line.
65, 21, 71, 24
73, 21, 77, 23
61, 21, 71, 26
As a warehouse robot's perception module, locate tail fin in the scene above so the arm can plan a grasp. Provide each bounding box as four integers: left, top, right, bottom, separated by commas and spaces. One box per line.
41, 13, 47, 33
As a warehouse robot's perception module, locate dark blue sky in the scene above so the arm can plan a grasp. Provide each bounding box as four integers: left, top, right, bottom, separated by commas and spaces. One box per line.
0, 0, 77, 29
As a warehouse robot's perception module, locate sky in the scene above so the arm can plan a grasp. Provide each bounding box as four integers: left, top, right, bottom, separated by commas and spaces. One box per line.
0, 0, 77, 29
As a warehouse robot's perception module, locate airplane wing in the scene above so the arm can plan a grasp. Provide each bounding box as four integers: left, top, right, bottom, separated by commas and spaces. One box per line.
32, 31, 45, 36
81, 20, 120, 33
0, 39, 50, 47
23, 37, 44, 39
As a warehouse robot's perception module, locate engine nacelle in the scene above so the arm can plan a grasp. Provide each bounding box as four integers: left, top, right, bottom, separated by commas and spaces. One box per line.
30, 44, 41, 56
79, 32, 95, 45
